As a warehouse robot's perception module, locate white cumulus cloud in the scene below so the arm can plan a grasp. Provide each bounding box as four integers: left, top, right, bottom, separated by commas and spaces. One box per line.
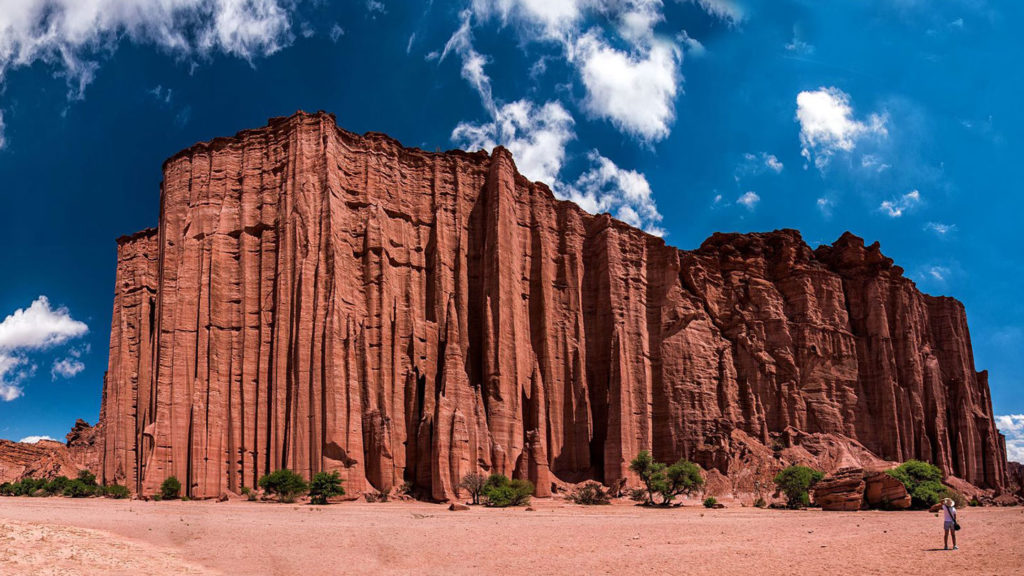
737, 190, 759, 210
453, 100, 576, 187
997, 414, 1024, 462
18, 435, 57, 444
574, 31, 680, 142
565, 151, 664, 236
0, 296, 88, 401
0, 0, 298, 146
796, 87, 887, 170
879, 189, 921, 218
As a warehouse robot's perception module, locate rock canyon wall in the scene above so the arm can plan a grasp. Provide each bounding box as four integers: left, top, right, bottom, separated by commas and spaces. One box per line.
97, 111, 1007, 499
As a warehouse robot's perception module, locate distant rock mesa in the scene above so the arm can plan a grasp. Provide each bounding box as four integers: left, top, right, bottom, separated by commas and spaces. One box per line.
96, 111, 1008, 499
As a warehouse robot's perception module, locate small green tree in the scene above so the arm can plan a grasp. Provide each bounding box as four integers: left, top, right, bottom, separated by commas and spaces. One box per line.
0, 482, 13, 496
160, 476, 182, 500
308, 471, 345, 505
629, 451, 704, 506
628, 450, 666, 506
258, 469, 308, 503
459, 472, 487, 505
703, 496, 718, 508
886, 460, 947, 509
482, 474, 533, 507
773, 465, 823, 509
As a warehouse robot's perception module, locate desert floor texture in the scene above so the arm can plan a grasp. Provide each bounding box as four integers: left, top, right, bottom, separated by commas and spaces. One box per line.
1, 497, 1021, 575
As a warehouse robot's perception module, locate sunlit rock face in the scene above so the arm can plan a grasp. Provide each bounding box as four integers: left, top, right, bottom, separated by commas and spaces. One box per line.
97, 111, 1007, 499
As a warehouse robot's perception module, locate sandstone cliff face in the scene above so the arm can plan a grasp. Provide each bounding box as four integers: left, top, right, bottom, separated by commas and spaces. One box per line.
98, 111, 1007, 499
0, 421, 101, 484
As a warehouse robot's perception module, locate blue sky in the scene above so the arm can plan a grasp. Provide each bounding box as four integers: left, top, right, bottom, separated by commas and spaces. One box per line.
0, 1, 1021, 459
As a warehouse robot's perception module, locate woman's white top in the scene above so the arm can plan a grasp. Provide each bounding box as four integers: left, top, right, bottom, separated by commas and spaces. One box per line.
942, 505, 957, 522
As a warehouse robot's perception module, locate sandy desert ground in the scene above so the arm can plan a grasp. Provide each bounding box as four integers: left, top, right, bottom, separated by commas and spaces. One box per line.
1, 496, 1021, 576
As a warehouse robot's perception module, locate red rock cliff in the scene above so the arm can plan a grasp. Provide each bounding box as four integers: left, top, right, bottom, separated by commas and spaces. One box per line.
98, 111, 1007, 498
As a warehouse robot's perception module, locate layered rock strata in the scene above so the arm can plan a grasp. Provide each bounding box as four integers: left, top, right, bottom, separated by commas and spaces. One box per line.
98, 111, 1008, 499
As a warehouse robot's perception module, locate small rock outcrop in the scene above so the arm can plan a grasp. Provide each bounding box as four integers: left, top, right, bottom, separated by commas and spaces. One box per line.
95, 111, 1009, 500
814, 468, 912, 511
814, 468, 867, 511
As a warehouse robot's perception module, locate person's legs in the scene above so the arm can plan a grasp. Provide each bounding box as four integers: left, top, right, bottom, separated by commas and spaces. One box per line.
952, 526, 957, 549
944, 527, 950, 550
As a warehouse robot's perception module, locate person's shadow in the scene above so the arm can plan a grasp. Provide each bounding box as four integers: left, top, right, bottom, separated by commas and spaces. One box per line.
923, 548, 951, 552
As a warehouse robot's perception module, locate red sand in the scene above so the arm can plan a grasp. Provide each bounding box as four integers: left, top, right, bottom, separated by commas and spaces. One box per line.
1, 497, 1021, 575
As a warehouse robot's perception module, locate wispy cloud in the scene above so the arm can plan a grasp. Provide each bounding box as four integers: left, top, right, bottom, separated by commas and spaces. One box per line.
924, 222, 957, 236
879, 189, 921, 217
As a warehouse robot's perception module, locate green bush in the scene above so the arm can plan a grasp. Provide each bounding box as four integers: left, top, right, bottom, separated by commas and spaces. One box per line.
0, 482, 13, 496
459, 472, 487, 505
44, 476, 71, 495
773, 465, 824, 509
160, 476, 182, 500
628, 450, 704, 506
886, 460, 949, 509
703, 496, 718, 508
103, 484, 131, 499
258, 469, 308, 503
946, 489, 967, 509
240, 486, 258, 501
482, 474, 533, 507
568, 481, 611, 505
309, 471, 345, 505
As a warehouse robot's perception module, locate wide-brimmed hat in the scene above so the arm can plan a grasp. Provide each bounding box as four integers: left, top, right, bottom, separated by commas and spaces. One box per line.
942, 497, 954, 506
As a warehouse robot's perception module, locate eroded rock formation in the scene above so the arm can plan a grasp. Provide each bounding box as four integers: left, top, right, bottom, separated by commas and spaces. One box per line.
0, 420, 101, 484
97, 111, 1008, 499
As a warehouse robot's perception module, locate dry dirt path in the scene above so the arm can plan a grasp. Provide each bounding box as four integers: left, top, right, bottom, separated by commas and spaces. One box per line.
1, 497, 1021, 575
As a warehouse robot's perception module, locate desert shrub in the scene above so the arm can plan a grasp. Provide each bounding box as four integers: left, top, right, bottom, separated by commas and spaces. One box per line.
886, 460, 949, 509
258, 469, 308, 503
703, 496, 718, 508
628, 451, 704, 506
568, 481, 611, 505
160, 476, 182, 500
103, 484, 130, 499
773, 465, 824, 509
482, 474, 533, 507
459, 472, 487, 505
240, 486, 258, 501
152, 494, 163, 501
0, 482, 13, 496
63, 480, 96, 498
364, 490, 389, 503
753, 497, 767, 508
969, 497, 981, 507
309, 471, 345, 505
76, 470, 97, 486
399, 481, 415, 496
44, 476, 71, 495
10, 478, 48, 496
946, 489, 967, 509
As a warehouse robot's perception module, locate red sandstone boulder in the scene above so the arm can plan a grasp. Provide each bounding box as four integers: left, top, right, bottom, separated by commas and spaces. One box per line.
863, 471, 911, 509
814, 468, 866, 511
